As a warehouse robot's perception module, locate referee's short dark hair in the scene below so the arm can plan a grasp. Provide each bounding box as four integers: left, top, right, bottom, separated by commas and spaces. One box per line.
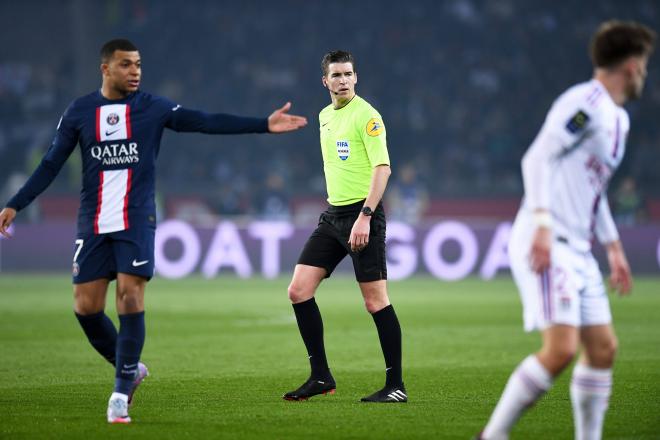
101, 39, 139, 63
591, 21, 656, 68
321, 50, 355, 76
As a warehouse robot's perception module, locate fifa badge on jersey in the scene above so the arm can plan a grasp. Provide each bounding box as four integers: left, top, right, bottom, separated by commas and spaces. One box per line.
72, 262, 80, 277
336, 140, 350, 160
565, 110, 590, 134
366, 118, 384, 137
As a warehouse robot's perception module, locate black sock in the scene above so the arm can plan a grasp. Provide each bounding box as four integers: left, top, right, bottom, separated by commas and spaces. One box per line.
292, 298, 331, 380
371, 305, 402, 387
75, 311, 118, 366
114, 311, 145, 395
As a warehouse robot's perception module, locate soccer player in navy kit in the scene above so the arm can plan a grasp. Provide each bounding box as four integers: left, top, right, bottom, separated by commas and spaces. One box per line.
0, 39, 307, 424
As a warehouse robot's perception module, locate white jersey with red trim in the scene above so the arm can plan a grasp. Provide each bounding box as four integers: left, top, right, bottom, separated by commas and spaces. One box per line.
517, 79, 628, 252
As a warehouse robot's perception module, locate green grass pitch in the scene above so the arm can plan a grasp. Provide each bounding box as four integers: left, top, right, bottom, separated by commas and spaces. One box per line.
0, 275, 658, 439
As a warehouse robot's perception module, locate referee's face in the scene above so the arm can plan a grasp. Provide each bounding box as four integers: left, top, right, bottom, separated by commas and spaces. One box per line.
102, 50, 142, 97
323, 62, 357, 103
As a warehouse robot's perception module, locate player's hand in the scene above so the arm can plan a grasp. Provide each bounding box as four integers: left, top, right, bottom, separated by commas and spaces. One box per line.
0, 207, 17, 238
529, 226, 551, 274
267, 102, 308, 133
348, 215, 370, 252
606, 240, 632, 296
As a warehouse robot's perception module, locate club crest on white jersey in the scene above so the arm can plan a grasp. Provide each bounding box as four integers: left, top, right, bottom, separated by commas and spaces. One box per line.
96, 104, 132, 142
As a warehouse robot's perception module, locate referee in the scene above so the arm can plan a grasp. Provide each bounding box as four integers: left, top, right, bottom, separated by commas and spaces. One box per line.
283, 50, 406, 403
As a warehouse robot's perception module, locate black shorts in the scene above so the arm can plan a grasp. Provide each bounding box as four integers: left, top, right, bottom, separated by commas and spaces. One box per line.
297, 201, 387, 282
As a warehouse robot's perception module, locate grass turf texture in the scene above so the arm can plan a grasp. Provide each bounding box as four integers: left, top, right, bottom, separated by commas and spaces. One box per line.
0, 275, 658, 439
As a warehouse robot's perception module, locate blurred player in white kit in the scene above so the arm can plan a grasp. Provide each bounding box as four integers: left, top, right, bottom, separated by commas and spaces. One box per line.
479, 20, 655, 440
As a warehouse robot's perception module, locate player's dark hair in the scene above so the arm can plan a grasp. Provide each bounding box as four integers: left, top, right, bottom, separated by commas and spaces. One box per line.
590, 21, 656, 68
321, 50, 355, 76
100, 39, 139, 63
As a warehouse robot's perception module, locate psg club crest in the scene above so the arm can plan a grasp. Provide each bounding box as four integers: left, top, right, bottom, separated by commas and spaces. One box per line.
336, 140, 350, 160
72, 262, 80, 277
106, 113, 120, 126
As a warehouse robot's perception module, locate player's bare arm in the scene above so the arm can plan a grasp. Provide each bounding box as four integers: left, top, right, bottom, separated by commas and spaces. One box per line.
0, 207, 16, 238
267, 102, 308, 133
349, 164, 391, 252
605, 240, 633, 295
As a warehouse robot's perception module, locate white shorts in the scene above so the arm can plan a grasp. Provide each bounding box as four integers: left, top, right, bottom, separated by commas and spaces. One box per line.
509, 212, 612, 332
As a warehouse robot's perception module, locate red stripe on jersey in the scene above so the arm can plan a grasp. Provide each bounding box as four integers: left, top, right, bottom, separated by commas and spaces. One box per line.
123, 169, 133, 229
95, 107, 101, 142
94, 171, 104, 235
125, 105, 132, 139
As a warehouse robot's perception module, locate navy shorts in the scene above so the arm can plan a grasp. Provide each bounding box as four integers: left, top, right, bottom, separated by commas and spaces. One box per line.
297, 201, 387, 282
72, 225, 156, 284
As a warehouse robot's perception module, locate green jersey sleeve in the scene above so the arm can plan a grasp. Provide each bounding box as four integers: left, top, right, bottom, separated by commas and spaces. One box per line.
358, 108, 390, 167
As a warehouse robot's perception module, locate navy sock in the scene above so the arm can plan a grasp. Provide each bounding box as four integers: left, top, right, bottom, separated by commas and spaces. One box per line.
75, 311, 117, 366
371, 305, 403, 387
114, 311, 145, 395
292, 298, 331, 379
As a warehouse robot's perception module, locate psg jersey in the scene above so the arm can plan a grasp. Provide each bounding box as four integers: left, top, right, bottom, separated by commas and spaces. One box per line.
8, 90, 268, 235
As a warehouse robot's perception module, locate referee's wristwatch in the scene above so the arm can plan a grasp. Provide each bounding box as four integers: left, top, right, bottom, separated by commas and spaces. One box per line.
361, 206, 373, 217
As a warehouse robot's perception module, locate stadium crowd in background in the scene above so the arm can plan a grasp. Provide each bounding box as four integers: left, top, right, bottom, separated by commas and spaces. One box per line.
1, 0, 659, 222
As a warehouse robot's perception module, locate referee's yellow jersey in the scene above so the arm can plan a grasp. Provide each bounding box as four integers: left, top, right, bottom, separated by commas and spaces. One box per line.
319, 95, 390, 206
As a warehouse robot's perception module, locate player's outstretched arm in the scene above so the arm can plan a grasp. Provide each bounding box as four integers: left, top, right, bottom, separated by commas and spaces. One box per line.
267, 102, 308, 133
166, 102, 306, 134
0, 207, 16, 238
605, 240, 632, 295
